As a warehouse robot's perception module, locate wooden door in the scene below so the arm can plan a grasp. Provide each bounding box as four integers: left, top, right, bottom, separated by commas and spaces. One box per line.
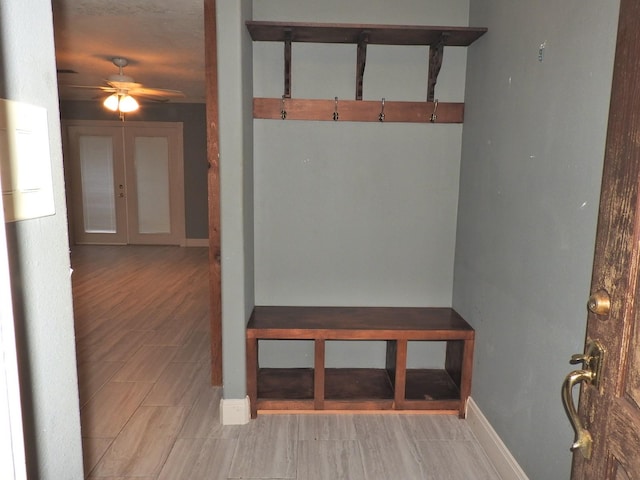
568, 0, 640, 478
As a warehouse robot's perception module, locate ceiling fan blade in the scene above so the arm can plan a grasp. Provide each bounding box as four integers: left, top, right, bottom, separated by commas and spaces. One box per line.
133, 94, 171, 103
60, 85, 116, 92
106, 80, 143, 90
129, 86, 185, 98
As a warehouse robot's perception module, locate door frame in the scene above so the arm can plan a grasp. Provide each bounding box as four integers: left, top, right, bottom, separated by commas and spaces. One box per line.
0, 173, 27, 480
205, 0, 222, 386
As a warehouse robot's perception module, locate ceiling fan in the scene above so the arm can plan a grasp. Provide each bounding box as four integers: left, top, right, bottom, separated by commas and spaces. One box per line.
61, 57, 185, 118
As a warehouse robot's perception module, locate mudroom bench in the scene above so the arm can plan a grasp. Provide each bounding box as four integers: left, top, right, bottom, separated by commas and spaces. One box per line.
246, 306, 474, 419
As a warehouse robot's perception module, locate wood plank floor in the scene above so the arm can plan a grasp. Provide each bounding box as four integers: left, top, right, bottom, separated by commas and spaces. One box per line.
72, 245, 501, 479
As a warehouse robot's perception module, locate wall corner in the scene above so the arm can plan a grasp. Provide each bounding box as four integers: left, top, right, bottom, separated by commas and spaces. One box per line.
467, 397, 530, 480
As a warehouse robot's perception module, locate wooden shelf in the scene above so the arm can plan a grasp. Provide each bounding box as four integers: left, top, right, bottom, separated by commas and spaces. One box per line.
247, 21, 486, 123
246, 21, 487, 46
258, 368, 314, 400
247, 306, 475, 337
405, 369, 460, 401
256, 367, 460, 406
246, 306, 475, 418
324, 368, 394, 400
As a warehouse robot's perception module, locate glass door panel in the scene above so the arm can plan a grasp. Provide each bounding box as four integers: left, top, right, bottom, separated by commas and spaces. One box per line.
79, 136, 117, 233
125, 125, 184, 245
134, 137, 170, 234
67, 125, 127, 244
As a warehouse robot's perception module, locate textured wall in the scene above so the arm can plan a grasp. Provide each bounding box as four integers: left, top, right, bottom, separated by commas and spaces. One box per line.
453, 1, 620, 478
0, 0, 84, 477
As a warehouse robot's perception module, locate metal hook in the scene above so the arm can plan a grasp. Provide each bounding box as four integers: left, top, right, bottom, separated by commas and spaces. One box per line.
430, 99, 439, 123
333, 96, 339, 121
281, 95, 287, 120
379, 98, 385, 122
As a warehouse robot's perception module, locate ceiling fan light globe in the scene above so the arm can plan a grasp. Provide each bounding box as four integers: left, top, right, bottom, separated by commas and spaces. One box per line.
119, 95, 139, 112
103, 93, 120, 111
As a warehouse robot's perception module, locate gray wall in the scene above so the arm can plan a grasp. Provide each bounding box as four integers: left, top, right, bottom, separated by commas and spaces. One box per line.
453, 1, 619, 478
218, 0, 255, 399
252, 0, 470, 369
0, 0, 84, 477
59, 101, 209, 239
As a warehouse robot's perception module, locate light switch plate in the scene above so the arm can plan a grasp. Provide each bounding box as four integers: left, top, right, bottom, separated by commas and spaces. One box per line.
0, 99, 56, 222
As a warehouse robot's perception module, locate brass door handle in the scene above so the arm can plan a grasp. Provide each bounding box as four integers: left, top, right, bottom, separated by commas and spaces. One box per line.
562, 369, 595, 459
561, 339, 605, 460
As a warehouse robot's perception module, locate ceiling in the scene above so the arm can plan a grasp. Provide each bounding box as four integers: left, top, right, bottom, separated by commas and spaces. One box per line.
52, 0, 206, 104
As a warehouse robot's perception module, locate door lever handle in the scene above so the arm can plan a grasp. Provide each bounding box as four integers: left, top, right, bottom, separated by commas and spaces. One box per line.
561, 339, 605, 460
562, 369, 595, 459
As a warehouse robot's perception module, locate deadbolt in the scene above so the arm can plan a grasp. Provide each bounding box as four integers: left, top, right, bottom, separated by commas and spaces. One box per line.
587, 290, 610, 316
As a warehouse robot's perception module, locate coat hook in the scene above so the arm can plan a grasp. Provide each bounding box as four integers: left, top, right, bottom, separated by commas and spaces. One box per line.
430, 99, 439, 123
379, 97, 385, 122
333, 96, 339, 121
281, 95, 287, 120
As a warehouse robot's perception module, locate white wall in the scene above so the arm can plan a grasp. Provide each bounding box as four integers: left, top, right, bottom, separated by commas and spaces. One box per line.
252, 0, 471, 368
0, 0, 84, 477
454, 1, 620, 478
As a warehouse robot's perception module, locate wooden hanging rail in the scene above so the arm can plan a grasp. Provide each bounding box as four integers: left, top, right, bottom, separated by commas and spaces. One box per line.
246, 21, 487, 124
254, 98, 463, 123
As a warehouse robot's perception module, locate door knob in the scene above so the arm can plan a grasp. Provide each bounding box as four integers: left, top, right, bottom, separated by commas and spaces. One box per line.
561, 340, 605, 459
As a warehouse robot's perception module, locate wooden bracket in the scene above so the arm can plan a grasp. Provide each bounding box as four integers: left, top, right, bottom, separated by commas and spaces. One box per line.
427, 33, 449, 102
356, 31, 369, 100
284, 29, 292, 98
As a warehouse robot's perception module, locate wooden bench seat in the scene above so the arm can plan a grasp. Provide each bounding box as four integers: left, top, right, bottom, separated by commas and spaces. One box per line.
246, 306, 474, 418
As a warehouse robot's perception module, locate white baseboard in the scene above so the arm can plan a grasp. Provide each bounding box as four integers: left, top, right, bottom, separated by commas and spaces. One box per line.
467, 397, 529, 480
219, 396, 251, 425
184, 238, 209, 247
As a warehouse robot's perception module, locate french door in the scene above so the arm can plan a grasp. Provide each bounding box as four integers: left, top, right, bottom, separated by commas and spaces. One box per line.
65, 121, 185, 245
